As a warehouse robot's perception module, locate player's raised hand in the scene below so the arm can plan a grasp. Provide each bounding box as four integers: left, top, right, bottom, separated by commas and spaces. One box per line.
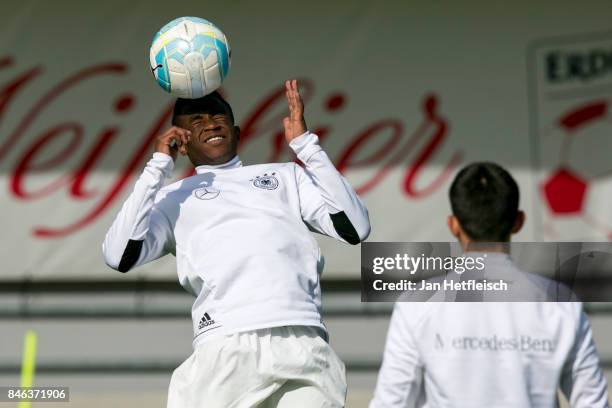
155, 126, 191, 161
283, 79, 307, 143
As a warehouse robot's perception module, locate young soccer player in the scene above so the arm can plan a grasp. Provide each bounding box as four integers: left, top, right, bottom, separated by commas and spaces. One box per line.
370, 162, 609, 407
103, 80, 370, 407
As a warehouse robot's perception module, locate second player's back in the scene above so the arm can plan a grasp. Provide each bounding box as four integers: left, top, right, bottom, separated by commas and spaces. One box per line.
390, 301, 589, 407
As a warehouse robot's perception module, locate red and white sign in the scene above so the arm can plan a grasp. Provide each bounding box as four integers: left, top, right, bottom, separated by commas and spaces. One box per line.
1, 1, 611, 279
530, 32, 612, 240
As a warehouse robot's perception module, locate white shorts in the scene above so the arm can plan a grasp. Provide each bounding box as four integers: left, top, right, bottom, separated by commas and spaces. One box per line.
167, 326, 347, 408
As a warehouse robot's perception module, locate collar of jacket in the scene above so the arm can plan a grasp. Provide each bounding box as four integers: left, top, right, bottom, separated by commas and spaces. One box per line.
195, 155, 243, 174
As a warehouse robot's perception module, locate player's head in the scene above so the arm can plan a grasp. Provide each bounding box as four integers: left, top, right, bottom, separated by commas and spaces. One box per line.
447, 162, 525, 246
172, 91, 240, 166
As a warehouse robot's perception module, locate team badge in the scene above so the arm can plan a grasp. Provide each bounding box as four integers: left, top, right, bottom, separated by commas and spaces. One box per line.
194, 186, 220, 200
251, 173, 279, 190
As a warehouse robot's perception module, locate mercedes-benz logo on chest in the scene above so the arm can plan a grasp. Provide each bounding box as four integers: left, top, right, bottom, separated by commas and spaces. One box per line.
194, 187, 220, 200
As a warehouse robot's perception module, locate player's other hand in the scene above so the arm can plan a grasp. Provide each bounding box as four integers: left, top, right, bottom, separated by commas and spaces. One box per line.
155, 126, 191, 161
283, 79, 307, 143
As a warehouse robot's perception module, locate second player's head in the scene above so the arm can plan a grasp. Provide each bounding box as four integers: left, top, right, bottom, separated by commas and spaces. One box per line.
172, 91, 240, 166
447, 162, 525, 246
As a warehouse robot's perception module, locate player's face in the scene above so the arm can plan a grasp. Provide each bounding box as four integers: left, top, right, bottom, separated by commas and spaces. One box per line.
175, 110, 239, 166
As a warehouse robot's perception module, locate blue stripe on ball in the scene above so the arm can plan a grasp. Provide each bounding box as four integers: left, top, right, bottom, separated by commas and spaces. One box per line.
154, 49, 171, 92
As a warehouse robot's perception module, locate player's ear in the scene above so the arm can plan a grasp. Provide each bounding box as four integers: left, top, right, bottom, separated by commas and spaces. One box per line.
234, 125, 240, 141
511, 210, 525, 234
447, 215, 461, 239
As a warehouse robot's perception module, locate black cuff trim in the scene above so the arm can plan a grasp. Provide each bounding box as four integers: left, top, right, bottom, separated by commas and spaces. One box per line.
330, 211, 361, 245
117, 239, 144, 273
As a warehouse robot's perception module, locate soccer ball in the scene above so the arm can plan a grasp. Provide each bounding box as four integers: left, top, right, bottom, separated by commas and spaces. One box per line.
149, 17, 231, 98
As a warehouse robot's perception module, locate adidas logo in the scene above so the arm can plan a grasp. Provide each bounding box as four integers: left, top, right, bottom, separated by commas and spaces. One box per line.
198, 312, 216, 330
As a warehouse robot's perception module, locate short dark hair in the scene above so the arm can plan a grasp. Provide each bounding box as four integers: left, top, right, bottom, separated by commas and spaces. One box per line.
171, 91, 235, 126
449, 162, 520, 242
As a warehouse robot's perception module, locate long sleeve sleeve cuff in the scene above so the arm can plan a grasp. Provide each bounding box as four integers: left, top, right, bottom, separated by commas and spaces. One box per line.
149, 152, 175, 178
289, 131, 323, 163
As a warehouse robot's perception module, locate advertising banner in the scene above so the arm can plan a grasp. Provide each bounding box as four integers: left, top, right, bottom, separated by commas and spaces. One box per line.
1, 1, 611, 279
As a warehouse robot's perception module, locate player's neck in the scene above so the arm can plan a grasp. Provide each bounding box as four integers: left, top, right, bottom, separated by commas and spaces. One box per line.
462, 241, 511, 254
195, 155, 242, 173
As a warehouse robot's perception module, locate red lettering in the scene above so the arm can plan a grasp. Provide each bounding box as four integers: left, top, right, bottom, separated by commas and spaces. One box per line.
0, 63, 459, 240
239, 79, 314, 149
336, 120, 403, 195
0, 57, 13, 69
33, 104, 173, 238
11, 123, 82, 199
402, 95, 462, 197
70, 127, 118, 199
4, 63, 126, 163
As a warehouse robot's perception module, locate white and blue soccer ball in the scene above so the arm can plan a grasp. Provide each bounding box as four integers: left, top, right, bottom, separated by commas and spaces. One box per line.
149, 17, 231, 98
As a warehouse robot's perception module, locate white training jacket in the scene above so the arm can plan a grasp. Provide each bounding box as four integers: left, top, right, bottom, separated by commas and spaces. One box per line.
371, 254, 610, 408
103, 131, 370, 345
